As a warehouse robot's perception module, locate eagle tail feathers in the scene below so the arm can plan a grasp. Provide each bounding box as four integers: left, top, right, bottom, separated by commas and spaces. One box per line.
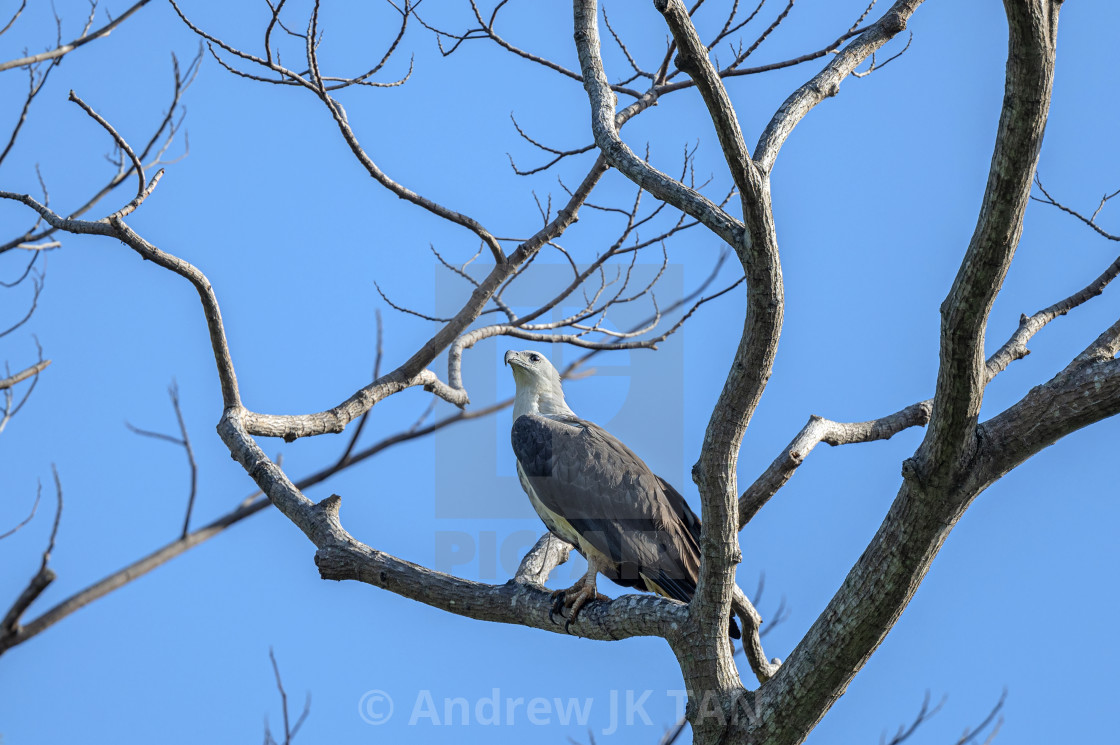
648, 570, 742, 640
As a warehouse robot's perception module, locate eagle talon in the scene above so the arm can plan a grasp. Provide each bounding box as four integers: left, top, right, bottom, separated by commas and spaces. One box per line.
549, 583, 607, 633
548, 590, 567, 625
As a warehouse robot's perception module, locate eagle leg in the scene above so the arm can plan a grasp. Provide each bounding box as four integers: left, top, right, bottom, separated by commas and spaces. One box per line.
550, 562, 609, 633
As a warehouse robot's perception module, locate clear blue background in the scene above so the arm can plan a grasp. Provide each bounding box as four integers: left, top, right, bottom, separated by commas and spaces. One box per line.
1, 1, 1117, 742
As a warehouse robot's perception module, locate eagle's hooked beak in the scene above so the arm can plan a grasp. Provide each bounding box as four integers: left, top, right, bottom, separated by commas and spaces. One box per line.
504, 350, 519, 367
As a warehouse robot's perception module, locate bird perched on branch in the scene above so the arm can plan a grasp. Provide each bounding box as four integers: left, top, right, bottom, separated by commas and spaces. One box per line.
504, 349, 743, 642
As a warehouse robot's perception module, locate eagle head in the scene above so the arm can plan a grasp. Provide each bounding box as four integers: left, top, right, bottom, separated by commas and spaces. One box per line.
504, 349, 573, 419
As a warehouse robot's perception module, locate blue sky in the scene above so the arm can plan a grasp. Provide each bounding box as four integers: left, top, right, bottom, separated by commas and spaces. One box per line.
1, 1, 1118, 743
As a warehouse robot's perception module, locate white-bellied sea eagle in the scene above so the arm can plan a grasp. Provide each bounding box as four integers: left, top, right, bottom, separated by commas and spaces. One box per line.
505, 349, 743, 641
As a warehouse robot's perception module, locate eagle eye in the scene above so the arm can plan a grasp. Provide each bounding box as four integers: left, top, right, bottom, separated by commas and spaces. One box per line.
529, 353, 541, 363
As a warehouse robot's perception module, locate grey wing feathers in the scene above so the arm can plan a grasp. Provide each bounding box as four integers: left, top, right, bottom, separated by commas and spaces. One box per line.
511, 414, 700, 598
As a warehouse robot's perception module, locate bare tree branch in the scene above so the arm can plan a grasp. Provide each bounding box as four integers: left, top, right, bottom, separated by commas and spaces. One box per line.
573, 2, 744, 245
264, 648, 311, 745
414, 0, 641, 99
306, 495, 687, 642
0, 60, 58, 169
169, 0, 507, 263
726, 0, 795, 73
953, 689, 1006, 745
0, 336, 46, 435
1, 466, 62, 644
0, 0, 27, 39
754, 0, 922, 172
65, 91, 151, 212
126, 382, 199, 538
0, 0, 153, 73
739, 401, 933, 528
507, 113, 596, 176
1, 49, 198, 256
1033, 176, 1120, 242
974, 351, 1120, 493
850, 32, 912, 78
513, 533, 573, 586
657, 0, 761, 202
882, 691, 946, 745
0, 480, 41, 541
985, 254, 1120, 381
236, 154, 613, 440
0, 358, 50, 390
0, 271, 43, 340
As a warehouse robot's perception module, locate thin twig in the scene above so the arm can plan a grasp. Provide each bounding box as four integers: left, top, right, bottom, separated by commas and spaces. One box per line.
125, 381, 200, 538
169, 382, 199, 537
1033, 175, 1120, 242
881, 691, 946, 745
0, 0, 152, 73
0, 481, 41, 541
0, 359, 50, 390
67, 90, 146, 204
266, 648, 311, 744
0, 466, 62, 640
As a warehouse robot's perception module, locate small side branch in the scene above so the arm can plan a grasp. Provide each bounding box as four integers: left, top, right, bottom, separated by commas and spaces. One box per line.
731, 585, 781, 684
0, 1, 26, 38
0, 480, 41, 541
0, 0, 153, 73
170, 0, 506, 264
417, 0, 641, 99
986, 254, 1120, 381
739, 401, 932, 528
68, 91, 143, 196
0, 58, 58, 170
0, 271, 43, 339
126, 381, 199, 538
0, 358, 50, 390
0, 338, 47, 435
512, 533, 572, 586
754, 0, 923, 172
655, 0, 762, 203
0, 193, 244, 409
954, 689, 1006, 745
264, 648, 311, 745
2, 49, 198, 256
507, 113, 595, 176
877, 688, 1006, 745
572, 0, 744, 246
1033, 176, 1120, 242
0, 466, 63, 643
